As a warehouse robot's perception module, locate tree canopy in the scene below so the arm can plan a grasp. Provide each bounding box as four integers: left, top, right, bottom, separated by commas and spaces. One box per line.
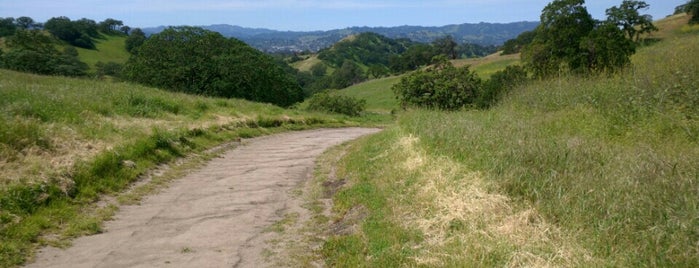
688, 0, 699, 24
123, 26, 303, 107
522, 0, 639, 77
1, 29, 88, 76
606, 0, 657, 42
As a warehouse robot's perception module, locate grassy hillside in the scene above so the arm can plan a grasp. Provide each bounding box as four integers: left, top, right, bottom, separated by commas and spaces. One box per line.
0, 70, 359, 266
75, 34, 130, 68
310, 17, 699, 266
333, 51, 522, 113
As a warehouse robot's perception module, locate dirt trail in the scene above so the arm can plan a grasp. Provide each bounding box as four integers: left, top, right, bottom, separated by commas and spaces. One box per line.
27, 128, 381, 268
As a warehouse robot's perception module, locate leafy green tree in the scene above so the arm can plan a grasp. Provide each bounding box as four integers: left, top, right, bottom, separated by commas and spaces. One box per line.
580, 22, 636, 72
125, 28, 146, 53
310, 62, 328, 77
432, 35, 458, 59
367, 64, 390, 78
688, 0, 699, 24
331, 60, 366, 88
53, 46, 89, 76
522, 0, 595, 77
15, 17, 36, 29
74, 18, 99, 38
98, 18, 123, 34
95, 61, 123, 78
317, 32, 411, 67
388, 44, 437, 73
44, 16, 95, 49
120, 26, 131, 35
606, 0, 657, 42
392, 59, 482, 110
0, 17, 16, 37
123, 26, 303, 107
501, 30, 536, 55
1, 30, 87, 76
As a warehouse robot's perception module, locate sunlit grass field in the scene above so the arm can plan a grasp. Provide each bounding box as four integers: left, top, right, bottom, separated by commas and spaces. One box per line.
313, 17, 699, 266
75, 34, 130, 68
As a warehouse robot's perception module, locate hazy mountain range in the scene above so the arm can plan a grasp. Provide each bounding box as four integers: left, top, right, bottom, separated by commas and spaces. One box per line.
143, 21, 539, 53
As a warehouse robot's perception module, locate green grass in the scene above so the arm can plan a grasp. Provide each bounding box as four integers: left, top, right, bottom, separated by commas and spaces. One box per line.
0, 69, 366, 267
335, 76, 402, 113
75, 34, 130, 68
312, 22, 699, 266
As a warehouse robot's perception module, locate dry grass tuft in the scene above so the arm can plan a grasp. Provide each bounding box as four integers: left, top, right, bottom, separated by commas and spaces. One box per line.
393, 133, 591, 267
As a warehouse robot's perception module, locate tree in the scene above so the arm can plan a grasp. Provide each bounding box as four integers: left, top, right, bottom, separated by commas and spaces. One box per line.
123, 27, 303, 107
606, 0, 658, 42
98, 18, 123, 34
432, 35, 458, 59
125, 28, 146, 53
15, 16, 37, 29
522, 0, 596, 77
580, 22, 636, 72
367, 64, 390, 78
0, 17, 16, 37
1, 30, 88, 76
309, 62, 327, 77
688, 0, 699, 24
501, 30, 536, 55
74, 18, 99, 38
331, 60, 366, 89
389, 44, 437, 73
120, 26, 131, 35
44, 16, 95, 49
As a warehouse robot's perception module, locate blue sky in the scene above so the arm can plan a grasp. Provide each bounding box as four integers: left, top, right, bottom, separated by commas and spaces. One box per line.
0, 0, 687, 31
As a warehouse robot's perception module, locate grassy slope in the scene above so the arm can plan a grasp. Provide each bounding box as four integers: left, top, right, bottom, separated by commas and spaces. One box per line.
0, 70, 359, 267
291, 55, 323, 72
314, 16, 699, 266
333, 52, 521, 113
75, 34, 130, 68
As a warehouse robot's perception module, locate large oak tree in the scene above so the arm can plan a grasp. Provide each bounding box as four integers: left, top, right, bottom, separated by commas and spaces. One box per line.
123, 27, 303, 107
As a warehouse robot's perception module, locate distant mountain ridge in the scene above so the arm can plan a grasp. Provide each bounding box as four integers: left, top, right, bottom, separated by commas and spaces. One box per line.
143, 21, 539, 53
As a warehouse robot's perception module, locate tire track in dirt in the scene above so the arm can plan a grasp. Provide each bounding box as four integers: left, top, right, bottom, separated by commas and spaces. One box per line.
26, 128, 381, 268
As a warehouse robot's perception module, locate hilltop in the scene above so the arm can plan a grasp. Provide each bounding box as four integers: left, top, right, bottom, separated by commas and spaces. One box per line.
143, 21, 539, 52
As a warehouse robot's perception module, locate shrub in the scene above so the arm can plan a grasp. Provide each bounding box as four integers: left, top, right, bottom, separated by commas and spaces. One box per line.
392, 59, 482, 110
306, 92, 366, 116
478, 65, 529, 108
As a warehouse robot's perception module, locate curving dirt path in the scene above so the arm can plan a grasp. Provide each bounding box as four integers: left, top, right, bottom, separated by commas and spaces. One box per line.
27, 128, 381, 268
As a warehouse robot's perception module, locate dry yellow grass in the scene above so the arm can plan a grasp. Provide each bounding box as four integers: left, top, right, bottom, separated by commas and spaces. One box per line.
452, 52, 520, 68
390, 133, 594, 267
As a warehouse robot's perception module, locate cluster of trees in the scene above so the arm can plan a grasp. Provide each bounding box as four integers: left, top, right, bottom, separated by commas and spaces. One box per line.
294, 32, 497, 96
123, 27, 303, 107
394, 0, 668, 111
0, 16, 134, 76
0, 26, 88, 76
522, 0, 656, 77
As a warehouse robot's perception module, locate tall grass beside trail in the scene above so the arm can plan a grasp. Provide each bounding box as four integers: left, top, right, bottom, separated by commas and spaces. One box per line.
0, 70, 365, 267
320, 32, 698, 265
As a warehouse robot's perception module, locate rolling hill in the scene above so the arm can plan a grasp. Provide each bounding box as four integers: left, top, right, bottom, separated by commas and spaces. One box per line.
143, 21, 539, 52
